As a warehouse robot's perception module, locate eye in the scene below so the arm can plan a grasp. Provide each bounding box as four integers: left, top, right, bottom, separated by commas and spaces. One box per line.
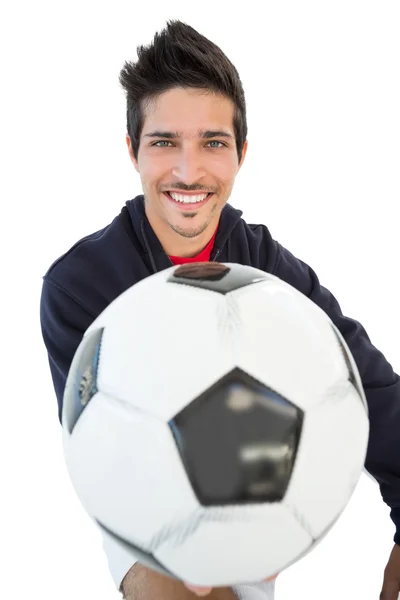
152, 140, 172, 147
207, 141, 226, 148
151, 140, 227, 148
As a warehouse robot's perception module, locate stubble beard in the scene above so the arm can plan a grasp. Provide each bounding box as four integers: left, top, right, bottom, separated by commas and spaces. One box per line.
143, 190, 220, 239
167, 200, 219, 238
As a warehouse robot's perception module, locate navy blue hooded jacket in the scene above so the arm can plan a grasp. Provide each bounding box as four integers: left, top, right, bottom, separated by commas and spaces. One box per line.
40, 194, 400, 544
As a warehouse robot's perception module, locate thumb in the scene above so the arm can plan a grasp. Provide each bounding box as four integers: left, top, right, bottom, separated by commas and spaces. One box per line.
379, 580, 400, 600
184, 583, 213, 596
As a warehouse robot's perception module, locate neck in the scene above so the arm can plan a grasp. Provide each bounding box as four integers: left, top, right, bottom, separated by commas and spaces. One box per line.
167, 231, 216, 258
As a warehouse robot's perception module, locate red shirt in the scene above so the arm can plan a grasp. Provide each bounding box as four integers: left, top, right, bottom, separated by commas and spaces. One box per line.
169, 228, 218, 265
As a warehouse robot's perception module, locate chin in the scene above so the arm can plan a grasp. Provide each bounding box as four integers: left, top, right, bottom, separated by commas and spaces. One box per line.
170, 219, 212, 238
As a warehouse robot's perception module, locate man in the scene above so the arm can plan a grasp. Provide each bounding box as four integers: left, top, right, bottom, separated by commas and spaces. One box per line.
40, 19, 400, 600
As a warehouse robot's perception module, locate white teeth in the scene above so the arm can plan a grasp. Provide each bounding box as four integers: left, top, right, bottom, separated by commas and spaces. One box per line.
169, 192, 209, 204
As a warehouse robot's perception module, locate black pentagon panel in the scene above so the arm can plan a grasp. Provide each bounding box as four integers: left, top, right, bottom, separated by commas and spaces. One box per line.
330, 324, 365, 405
95, 520, 179, 580
64, 327, 104, 434
169, 368, 303, 506
168, 262, 270, 295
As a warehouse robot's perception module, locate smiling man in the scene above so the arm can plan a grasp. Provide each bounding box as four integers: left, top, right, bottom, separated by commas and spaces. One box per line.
40, 19, 400, 600
129, 87, 247, 259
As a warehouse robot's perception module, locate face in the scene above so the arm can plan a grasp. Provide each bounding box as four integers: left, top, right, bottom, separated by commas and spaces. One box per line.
126, 87, 248, 248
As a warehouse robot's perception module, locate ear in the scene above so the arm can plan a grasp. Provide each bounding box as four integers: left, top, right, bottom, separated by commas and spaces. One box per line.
238, 139, 248, 171
126, 134, 140, 173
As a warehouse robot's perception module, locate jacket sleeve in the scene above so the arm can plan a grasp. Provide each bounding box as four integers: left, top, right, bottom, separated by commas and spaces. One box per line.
40, 276, 96, 424
274, 243, 400, 545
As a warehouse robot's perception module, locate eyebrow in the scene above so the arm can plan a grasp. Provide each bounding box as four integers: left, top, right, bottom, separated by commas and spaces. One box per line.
144, 130, 234, 140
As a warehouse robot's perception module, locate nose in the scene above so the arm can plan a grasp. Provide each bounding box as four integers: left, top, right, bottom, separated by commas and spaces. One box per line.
172, 148, 206, 184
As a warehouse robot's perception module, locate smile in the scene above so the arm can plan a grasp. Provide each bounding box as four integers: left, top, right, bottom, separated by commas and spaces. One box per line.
164, 192, 214, 209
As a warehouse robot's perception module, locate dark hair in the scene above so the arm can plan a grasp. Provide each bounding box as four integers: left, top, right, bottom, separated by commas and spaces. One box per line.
118, 20, 247, 163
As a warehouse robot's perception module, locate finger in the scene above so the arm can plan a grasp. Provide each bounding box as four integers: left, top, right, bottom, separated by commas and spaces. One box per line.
264, 572, 279, 582
184, 583, 213, 596
379, 580, 400, 600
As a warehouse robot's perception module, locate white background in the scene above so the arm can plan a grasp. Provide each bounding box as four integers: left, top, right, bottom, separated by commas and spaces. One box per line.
1, 1, 399, 598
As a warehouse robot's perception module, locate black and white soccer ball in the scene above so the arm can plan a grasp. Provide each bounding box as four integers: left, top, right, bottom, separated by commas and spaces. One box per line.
62, 262, 369, 587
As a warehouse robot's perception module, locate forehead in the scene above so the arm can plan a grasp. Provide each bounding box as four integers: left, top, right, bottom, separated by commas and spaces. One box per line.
142, 88, 235, 137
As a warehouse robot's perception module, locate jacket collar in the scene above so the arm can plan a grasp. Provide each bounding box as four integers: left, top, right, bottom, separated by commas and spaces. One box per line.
126, 195, 243, 273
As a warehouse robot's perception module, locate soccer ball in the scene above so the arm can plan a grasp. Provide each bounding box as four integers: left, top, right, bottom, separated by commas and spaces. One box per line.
62, 262, 369, 587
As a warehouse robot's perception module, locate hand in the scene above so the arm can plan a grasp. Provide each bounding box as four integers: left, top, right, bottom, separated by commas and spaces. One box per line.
184, 572, 279, 596
380, 543, 400, 599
